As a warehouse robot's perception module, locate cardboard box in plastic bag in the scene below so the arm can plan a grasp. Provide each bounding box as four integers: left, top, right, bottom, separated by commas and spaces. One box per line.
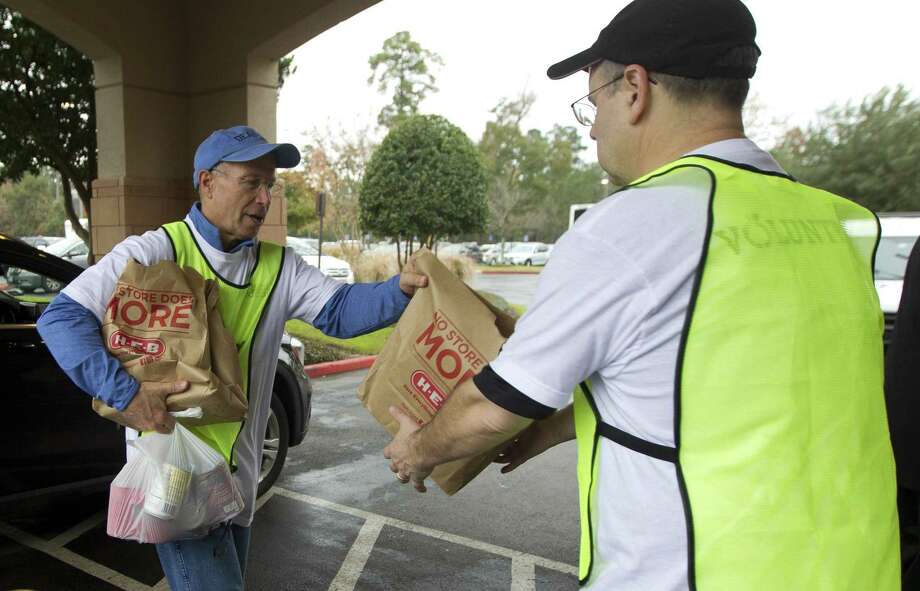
357, 249, 517, 495
92, 259, 247, 426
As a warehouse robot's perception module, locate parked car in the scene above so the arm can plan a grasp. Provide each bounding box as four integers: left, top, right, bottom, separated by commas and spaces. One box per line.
6, 236, 90, 294
287, 237, 355, 283
876, 213, 920, 347
20, 236, 64, 251
482, 242, 522, 265
45, 235, 90, 267
0, 234, 312, 513
459, 242, 483, 263
6, 262, 66, 294
438, 242, 483, 263
505, 242, 551, 266
481, 244, 500, 265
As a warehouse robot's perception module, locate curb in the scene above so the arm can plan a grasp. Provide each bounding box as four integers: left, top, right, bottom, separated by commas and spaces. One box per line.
305, 355, 377, 378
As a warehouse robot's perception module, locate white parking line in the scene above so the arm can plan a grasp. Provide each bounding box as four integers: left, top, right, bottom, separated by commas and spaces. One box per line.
0, 520, 152, 591
49, 510, 106, 547
271, 487, 578, 577
328, 517, 385, 591
254, 487, 276, 512
510, 556, 536, 591
2, 486, 575, 591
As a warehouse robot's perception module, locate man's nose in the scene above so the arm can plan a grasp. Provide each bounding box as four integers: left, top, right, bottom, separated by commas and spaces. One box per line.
255, 184, 272, 206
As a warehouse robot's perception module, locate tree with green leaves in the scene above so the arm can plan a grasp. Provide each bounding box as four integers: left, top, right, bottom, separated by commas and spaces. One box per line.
359, 114, 487, 268
367, 31, 443, 129
278, 55, 296, 93
771, 85, 920, 212
279, 170, 317, 236
0, 170, 66, 237
0, 7, 95, 244
301, 124, 375, 242
536, 125, 608, 239
478, 93, 542, 245
479, 93, 606, 243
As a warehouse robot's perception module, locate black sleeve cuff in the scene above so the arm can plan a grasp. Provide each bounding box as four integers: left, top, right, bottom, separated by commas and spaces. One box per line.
474, 365, 555, 420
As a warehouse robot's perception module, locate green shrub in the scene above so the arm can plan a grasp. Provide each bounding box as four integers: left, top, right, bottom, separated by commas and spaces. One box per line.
359, 114, 488, 267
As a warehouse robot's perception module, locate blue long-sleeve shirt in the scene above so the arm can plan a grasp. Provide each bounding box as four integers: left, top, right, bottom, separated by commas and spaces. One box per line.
37, 204, 409, 411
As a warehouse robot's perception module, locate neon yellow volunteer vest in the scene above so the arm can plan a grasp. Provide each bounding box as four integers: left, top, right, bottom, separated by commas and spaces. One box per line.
160, 221, 284, 467
574, 156, 899, 589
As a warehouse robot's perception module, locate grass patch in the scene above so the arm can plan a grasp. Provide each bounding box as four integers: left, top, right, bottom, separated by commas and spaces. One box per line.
285, 319, 394, 364
298, 339, 359, 365
15, 294, 55, 303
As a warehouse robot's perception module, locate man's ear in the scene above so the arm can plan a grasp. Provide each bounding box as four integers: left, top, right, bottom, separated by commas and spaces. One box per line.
198, 170, 213, 198
623, 65, 653, 125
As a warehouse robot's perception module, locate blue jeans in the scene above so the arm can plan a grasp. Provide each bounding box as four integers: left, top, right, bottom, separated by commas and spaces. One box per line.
155, 523, 251, 591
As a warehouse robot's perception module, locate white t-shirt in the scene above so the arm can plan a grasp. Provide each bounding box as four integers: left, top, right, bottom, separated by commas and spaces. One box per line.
63, 216, 344, 526
489, 139, 786, 591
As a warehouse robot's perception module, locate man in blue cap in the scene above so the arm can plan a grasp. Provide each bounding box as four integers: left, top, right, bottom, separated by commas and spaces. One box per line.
38, 125, 427, 589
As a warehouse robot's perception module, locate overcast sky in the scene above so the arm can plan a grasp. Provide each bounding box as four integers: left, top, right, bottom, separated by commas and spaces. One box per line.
277, 0, 920, 160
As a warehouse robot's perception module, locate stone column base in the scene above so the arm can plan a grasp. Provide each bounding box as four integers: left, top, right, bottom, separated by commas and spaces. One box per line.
91, 177, 195, 256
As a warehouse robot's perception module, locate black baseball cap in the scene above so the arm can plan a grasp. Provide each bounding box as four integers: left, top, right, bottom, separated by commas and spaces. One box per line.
547, 0, 760, 80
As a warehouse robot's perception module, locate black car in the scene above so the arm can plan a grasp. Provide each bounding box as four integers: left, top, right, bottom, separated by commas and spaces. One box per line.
0, 234, 311, 513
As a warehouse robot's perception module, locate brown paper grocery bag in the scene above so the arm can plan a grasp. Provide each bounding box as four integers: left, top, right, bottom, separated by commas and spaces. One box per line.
92, 260, 247, 427
357, 248, 518, 495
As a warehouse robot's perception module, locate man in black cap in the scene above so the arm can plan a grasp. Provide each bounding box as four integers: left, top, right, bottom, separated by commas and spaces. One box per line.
383, 1, 900, 589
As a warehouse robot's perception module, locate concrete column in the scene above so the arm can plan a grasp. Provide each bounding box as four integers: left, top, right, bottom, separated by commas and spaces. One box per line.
90, 51, 288, 254
8, 0, 380, 255
186, 54, 288, 245
91, 54, 195, 254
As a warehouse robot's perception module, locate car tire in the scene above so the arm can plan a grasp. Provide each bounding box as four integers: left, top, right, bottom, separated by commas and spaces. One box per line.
524, 259, 532, 266
257, 393, 290, 497
43, 277, 64, 293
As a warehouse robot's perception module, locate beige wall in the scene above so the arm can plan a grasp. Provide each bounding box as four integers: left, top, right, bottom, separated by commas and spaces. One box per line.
6, 0, 380, 254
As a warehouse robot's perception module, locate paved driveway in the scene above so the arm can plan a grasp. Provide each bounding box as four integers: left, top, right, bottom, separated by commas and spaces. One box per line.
471, 273, 540, 308
1, 369, 579, 590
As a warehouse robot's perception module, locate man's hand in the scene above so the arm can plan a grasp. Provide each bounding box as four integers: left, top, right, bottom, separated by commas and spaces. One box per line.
494, 405, 575, 473
494, 422, 555, 474
383, 379, 533, 492
121, 380, 189, 434
383, 406, 432, 493
399, 252, 428, 297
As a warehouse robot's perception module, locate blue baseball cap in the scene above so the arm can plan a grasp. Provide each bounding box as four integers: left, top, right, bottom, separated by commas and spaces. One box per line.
193, 125, 301, 188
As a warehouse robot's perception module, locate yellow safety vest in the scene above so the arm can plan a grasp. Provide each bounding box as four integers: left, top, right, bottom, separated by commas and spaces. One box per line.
160, 221, 284, 467
574, 156, 899, 589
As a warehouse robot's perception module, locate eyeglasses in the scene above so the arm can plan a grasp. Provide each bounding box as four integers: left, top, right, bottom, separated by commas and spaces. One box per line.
210, 167, 284, 198
570, 73, 658, 127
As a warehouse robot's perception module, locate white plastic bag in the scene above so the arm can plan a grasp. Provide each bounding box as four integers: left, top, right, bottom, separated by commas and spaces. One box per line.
106, 417, 243, 544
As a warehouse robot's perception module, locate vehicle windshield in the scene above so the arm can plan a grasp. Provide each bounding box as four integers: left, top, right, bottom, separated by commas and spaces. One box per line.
45, 237, 82, 257
875, 235, 919, 280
